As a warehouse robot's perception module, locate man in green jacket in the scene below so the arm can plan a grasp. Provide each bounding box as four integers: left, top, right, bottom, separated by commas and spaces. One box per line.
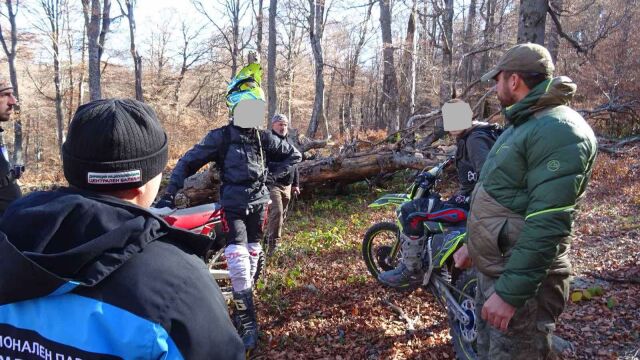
453, 43, 597, 359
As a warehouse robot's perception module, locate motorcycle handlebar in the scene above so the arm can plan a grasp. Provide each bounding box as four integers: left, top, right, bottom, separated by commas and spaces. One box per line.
415, 156, 454, 185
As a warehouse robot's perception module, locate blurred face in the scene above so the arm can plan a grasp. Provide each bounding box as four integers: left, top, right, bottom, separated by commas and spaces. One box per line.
495, 71, 518, 108
272, 120, 289, 136
0, 88, 17, 122
233, 99, 266, 129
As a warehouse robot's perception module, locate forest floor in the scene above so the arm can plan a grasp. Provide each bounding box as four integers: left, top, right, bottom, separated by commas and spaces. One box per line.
253, 147, 640, 360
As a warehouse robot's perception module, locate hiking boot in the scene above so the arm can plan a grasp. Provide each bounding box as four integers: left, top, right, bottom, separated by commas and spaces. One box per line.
378, 262, 424, 289
378, 233, 427, 289
232, 289, 258, 351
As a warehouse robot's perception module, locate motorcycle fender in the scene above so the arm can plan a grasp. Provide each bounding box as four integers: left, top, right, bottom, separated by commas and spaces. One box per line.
368, 193, 411, 208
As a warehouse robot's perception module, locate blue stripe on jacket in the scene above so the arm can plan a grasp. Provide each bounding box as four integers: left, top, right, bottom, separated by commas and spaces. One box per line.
0, 290, 184, 360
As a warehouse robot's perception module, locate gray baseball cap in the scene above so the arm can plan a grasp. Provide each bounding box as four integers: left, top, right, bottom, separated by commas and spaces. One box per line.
481, 43, 555, 82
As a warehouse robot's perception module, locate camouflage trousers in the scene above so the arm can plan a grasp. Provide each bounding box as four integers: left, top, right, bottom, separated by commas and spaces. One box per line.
475, 272, 570, 360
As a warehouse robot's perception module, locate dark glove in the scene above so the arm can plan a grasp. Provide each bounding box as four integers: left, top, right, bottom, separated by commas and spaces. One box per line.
10, 165, 24, 180
415, 172, 436, 188
444, 194, 470, 210
154, 193, 175, 209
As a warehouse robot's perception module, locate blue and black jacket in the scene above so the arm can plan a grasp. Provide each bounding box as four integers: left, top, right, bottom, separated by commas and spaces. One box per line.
0, 188, 244, 360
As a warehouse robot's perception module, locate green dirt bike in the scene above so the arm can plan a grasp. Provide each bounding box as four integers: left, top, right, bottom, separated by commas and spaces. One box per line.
362, 157, 478, 360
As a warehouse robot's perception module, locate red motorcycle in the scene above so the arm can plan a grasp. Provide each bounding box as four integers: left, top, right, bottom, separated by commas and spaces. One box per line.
150, 203, 264, 300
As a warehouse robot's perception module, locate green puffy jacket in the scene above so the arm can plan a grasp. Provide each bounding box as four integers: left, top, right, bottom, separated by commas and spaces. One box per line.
467, 76, 598, 307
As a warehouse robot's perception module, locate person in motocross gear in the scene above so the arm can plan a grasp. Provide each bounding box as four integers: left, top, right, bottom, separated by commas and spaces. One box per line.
0, 98, 244, 360
265, 113, 301, 255
156, 58, 302, 351
378, 99, 500, 289
454, 43, 597, 359
0, 75, 22, 216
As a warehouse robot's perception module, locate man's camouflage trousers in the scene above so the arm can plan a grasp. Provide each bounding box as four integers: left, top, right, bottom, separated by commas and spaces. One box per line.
475, 272, 570, 360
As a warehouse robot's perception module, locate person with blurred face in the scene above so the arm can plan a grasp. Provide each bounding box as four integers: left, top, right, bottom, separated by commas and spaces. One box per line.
0, 75, 22, 215
265, 113, 301, 255
378, 99, 501, 289
156, 58, 301, 352
0, 98, 244, 359
453, 43, 598, 359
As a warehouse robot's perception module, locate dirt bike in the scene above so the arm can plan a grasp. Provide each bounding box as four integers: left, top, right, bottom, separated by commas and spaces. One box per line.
150, 203, 264, 301
362, 157, 478, 360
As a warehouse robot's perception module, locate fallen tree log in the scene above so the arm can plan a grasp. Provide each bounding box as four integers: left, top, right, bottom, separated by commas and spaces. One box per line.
173, 166, 221, 208
174, 148, 442, 207
173, 111, 447, 207
298, 149, 440, 185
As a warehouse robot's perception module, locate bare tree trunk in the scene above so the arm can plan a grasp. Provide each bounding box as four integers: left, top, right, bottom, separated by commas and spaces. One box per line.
0, 0, 22, 164
65, 1, 75, 124
79, 0, 88, 106
546, 0, 562, 62
231, 0, 240, 78
267, 0, 277, 122
253, 0, 264, 55
86, 0, 111, 101
325, 68, 336, 123
462, 0, 477, 86
86, 0, 100, 100
40, 0, 65, 156
517, 0, 548, 45
379, 0, 399, 133
287, 70, 294, 122
119, 0, 143, 101
346, 2, 373, 139
480, 0, 496, 75
399, 0, 417, 128
306, 0, 326, 139
440, 0, 454, 104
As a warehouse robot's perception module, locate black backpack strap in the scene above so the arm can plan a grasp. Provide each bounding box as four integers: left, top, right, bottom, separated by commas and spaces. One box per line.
216, 125, 231, 177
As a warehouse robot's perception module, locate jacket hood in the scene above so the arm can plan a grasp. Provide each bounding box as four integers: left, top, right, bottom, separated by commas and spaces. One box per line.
0, 187, 209, 305
504, 76, 577, 126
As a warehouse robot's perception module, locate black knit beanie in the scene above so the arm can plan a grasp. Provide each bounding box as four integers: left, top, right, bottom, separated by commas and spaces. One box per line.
62, 98, 168, 192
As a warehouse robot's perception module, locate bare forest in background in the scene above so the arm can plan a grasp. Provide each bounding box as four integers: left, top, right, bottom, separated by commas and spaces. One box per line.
1, 0, 638, 188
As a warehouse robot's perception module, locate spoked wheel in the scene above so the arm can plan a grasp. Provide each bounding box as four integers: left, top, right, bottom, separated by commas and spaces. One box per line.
448, 268, 478, 360
361, 222, 401, 282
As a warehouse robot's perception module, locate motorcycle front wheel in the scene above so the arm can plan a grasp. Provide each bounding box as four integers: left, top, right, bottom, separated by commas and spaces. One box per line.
448, 268, 478, 360
361, 221, 401, 282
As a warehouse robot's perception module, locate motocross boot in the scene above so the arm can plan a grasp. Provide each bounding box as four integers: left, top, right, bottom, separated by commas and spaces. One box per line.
232, 288, 259, 351
378, 233, 427, 289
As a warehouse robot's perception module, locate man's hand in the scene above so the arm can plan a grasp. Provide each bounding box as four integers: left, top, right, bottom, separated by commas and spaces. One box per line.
481, 293, 516, 332
292, 186, 300, 196
453, 244, 472, 269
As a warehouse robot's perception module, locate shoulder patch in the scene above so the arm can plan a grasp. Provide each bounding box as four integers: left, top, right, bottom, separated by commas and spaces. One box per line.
546, 160, 560, 172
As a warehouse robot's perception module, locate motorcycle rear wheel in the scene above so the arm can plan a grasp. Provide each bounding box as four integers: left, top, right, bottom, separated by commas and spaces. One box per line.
448, 268, 478, 360
361, 221, 401, 282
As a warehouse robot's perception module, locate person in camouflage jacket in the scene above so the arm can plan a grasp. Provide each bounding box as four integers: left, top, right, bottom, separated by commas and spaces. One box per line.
453, 43, 598, 359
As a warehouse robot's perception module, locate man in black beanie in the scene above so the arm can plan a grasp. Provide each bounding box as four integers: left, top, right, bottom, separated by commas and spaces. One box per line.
0, 98, 244, 360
